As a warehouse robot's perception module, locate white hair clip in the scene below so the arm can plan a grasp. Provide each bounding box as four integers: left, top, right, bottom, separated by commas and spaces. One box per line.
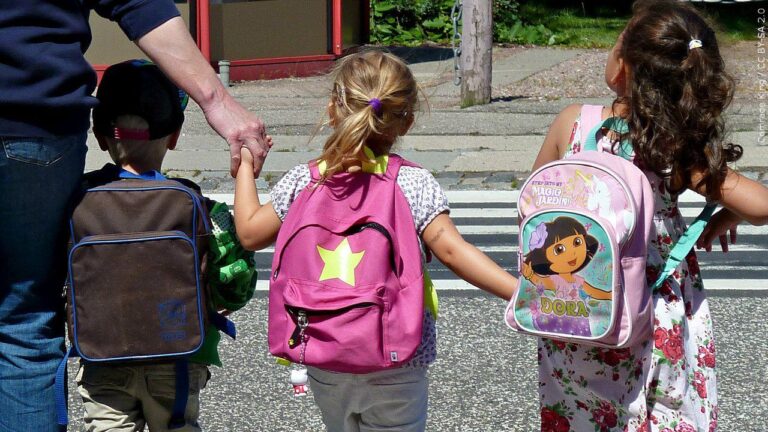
688, 39, 703, 50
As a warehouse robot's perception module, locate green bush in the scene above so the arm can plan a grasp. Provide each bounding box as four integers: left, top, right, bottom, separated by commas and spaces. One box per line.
371, 0, 536, 46
369, 0, 577, 46
370, 0, 453, 45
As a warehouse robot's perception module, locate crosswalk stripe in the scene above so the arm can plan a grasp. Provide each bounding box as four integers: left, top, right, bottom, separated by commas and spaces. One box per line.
249, 244, 768, 255
454, 224, 768, 235
204, 190, 709, 207
449, 207, 711, 218
208, 196, 712, 224
248, 279, 767, 291
208, 190, 766, 292
430, 279, 767, 291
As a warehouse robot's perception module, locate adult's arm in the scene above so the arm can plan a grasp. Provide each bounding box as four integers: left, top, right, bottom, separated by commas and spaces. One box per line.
135, 17, 267, 177
93, 0, 268, 176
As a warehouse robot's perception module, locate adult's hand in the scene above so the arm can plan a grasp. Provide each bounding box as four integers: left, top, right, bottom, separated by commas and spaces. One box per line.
201, 90, 268, 177
135, 17, 269, 177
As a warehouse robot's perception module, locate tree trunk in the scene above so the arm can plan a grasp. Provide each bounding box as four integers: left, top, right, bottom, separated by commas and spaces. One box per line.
460, 0, 492, 107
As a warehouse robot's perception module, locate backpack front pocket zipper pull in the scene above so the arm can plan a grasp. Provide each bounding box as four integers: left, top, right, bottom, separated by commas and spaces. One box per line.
288, 310, 309, 349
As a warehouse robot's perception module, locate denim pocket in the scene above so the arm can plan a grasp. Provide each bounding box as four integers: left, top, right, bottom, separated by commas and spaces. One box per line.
2, 136, 79, 166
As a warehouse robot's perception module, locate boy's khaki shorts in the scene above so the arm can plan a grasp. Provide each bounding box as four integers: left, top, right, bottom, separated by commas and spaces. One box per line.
76, 362, 209, 432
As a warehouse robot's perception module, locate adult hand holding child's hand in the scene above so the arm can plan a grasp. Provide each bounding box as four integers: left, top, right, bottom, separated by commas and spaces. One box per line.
238, 135, 273, 177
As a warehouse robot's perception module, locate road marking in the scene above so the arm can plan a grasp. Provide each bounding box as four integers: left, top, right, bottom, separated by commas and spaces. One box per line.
205, 190, 709, 206
455, 224, 768, 235
426, 279, 767, 291
449, 207, 714, 219
250, 279, 767, 291
211, 190, 766, 293
250, 244, 768, 255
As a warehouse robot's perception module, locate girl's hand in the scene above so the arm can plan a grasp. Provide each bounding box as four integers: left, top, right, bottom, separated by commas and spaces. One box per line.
697, 208, 740, 253
239, 135, 273, 176
240, 146, 254, 166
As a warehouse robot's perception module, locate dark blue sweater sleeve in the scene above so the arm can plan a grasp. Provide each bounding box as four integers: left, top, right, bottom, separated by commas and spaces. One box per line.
92, 0, 181, 41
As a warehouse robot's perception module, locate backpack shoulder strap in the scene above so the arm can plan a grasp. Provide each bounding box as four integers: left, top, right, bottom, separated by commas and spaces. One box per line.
583, 116, 634, 160
308, 159, 322, 181
385, 153, 405, 179
579, 105, 605, 145
651, 204, 716, 289
397, 155, 422, 169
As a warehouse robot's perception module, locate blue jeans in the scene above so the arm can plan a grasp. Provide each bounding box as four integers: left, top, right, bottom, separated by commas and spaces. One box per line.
0, 133, 87, 432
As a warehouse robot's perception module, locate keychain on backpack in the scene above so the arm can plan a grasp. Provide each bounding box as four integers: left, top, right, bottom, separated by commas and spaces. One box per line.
289, 367, 309, 397
288, 311, 309, 397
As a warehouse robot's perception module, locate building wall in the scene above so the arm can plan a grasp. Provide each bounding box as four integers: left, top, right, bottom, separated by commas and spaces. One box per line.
85, 4, 191, 65
209, 0, 328, 61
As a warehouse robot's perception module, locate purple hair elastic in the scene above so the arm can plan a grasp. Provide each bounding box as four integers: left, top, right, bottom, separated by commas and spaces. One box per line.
369, 98, 383, 115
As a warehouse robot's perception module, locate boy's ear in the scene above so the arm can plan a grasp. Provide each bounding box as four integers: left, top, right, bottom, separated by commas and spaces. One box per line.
94, 132, 110, 151
167, 129, 181, 150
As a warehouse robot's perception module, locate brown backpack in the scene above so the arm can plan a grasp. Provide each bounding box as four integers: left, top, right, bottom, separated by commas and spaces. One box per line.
57, 170, 235, 428
65, 172, 229, 361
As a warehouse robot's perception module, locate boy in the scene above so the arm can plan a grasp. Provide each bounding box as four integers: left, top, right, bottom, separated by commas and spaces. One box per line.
75, 59, 257, 431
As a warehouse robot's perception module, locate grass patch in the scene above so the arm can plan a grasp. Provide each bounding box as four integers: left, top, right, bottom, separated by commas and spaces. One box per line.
368, 0, 755, 49
515, 4, 627, 48
514, 3, 755, 49
699, 5, 759, 44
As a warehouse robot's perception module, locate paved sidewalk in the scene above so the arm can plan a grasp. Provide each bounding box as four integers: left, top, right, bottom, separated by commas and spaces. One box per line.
84, 46, 768, 191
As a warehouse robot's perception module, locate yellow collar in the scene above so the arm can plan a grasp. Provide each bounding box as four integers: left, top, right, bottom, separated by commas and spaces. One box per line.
317, 146, 389, 175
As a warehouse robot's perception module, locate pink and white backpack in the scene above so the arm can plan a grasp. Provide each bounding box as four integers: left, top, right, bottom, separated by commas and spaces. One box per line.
505, 105, 713, 348
268, 154, 425, 372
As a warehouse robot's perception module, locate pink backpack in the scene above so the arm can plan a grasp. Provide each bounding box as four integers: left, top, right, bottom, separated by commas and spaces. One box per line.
268, 154, 425, 372
505, 105, 712, 348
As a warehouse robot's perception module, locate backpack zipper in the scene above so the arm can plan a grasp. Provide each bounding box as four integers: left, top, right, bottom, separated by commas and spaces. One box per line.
286, 303, 377, 348
346, 222, 396, 271
273, 222, 396, 281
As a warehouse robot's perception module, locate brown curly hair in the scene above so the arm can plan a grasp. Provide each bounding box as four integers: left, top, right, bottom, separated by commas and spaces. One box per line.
616, 0, 742, 199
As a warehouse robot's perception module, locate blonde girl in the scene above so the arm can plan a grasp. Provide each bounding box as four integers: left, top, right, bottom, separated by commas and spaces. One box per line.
233, 50, 517, 432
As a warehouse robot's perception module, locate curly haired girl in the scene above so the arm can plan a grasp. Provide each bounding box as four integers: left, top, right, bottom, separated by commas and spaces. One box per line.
530, 1, 768, 430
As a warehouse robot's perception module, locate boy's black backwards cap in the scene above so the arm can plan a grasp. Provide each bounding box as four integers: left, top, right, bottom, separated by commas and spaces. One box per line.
93, 59, 188, 141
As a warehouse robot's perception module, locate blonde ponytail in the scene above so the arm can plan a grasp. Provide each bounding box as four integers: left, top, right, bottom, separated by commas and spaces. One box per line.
318, 50, 420, 179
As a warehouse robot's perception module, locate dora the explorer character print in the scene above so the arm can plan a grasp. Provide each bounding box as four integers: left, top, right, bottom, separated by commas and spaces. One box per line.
521, 216, 612, 337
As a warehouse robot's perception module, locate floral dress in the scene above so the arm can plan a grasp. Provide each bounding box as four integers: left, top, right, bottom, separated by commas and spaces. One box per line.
537, 110, 718, 432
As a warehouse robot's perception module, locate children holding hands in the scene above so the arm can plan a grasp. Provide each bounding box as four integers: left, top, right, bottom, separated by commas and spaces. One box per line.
74, 2, 768, 429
